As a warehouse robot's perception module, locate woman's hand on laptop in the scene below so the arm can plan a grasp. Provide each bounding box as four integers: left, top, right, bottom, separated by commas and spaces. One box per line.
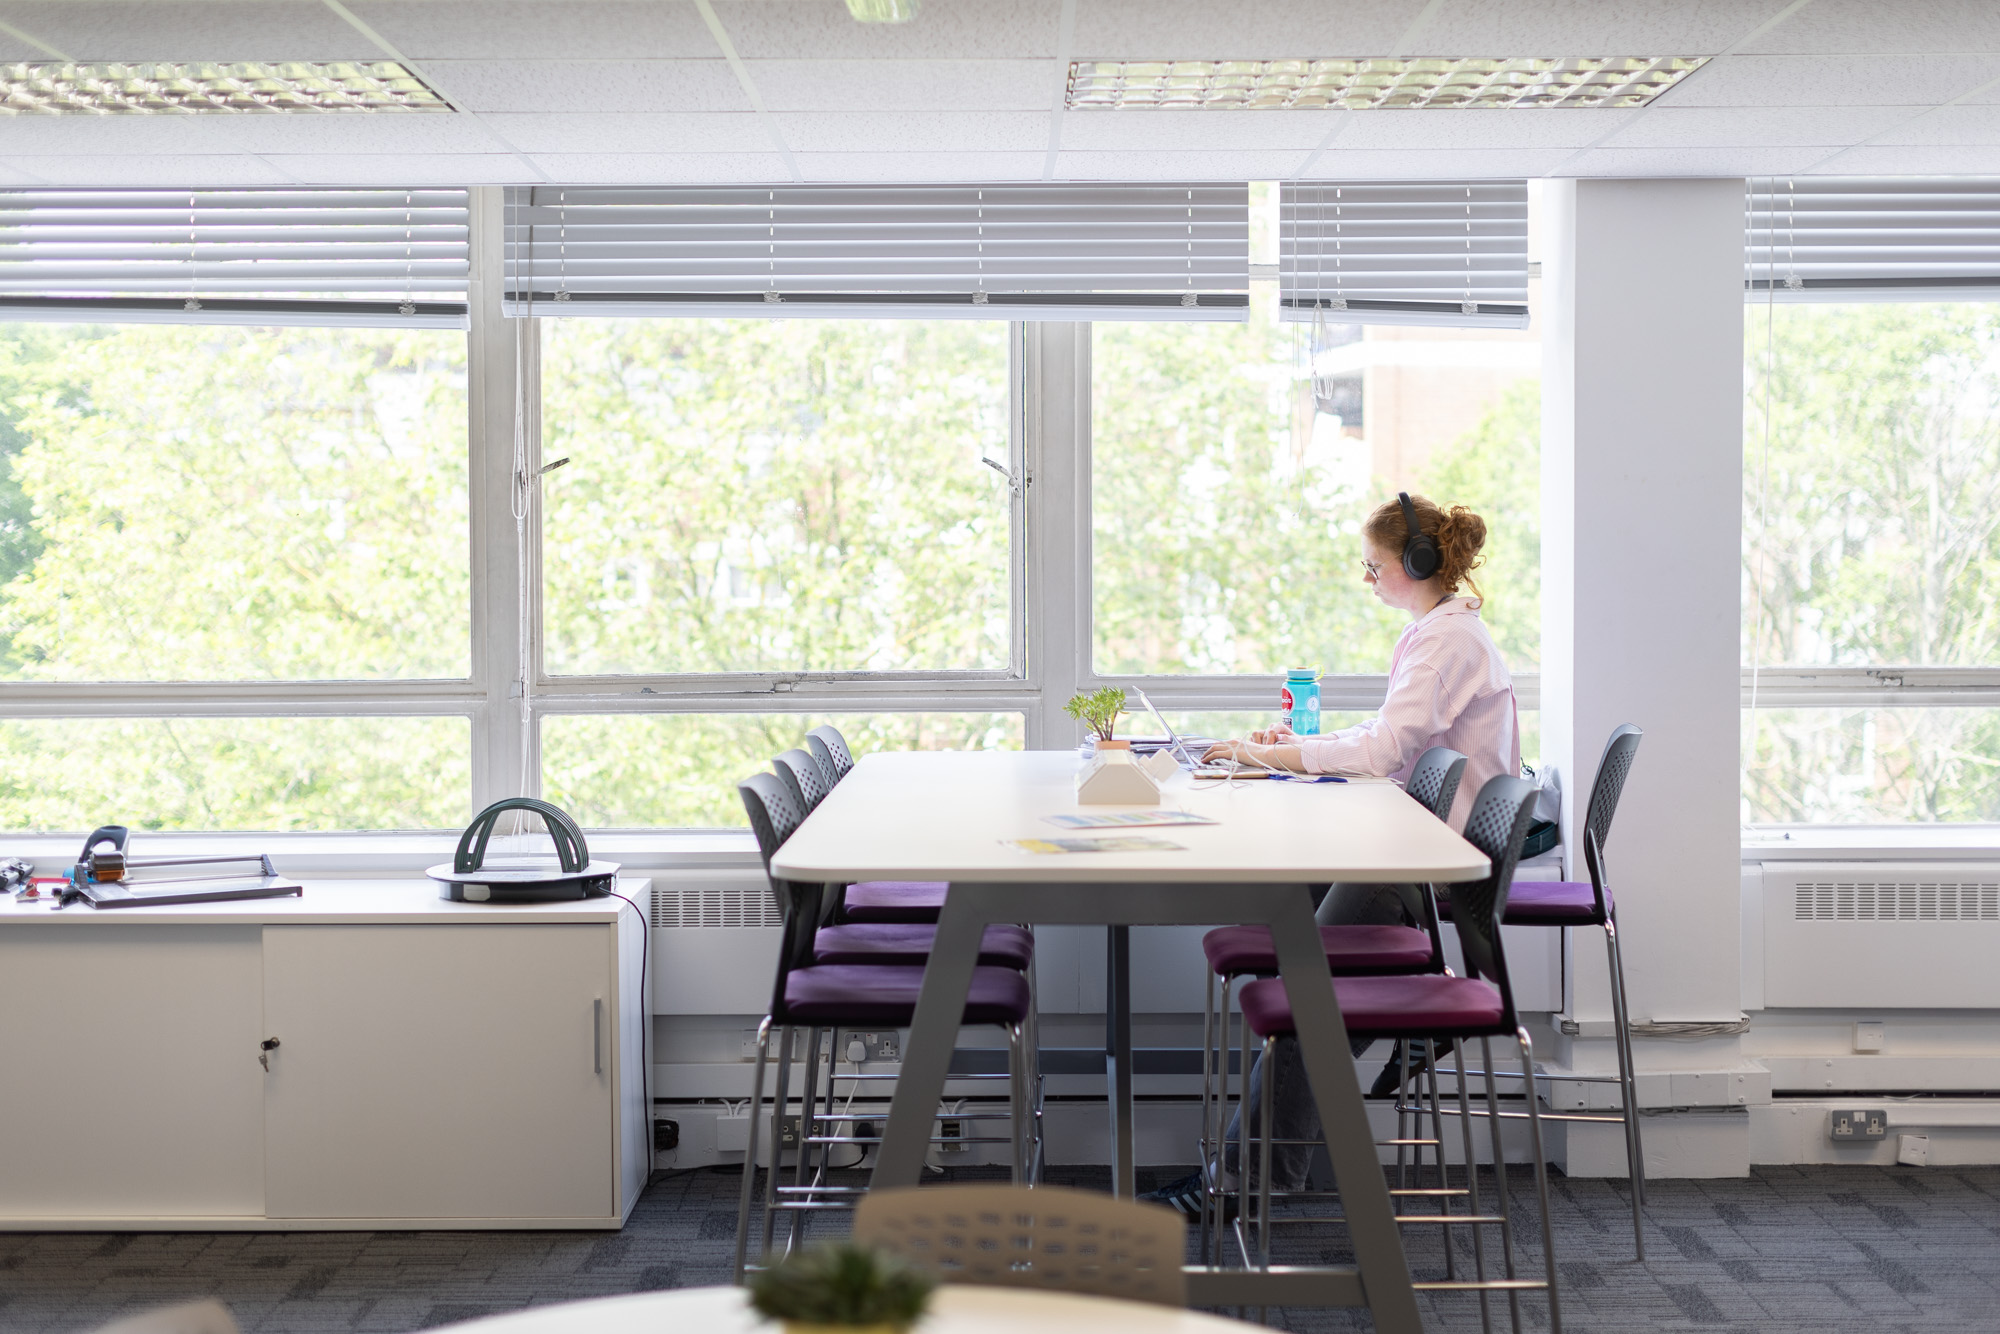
1247, 723, 1295, 745
1201, 738, 1304, 771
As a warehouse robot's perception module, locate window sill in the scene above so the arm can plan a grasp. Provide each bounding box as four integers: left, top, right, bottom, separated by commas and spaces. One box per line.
1743, 824, 2000, 862
0, 828, 762, 879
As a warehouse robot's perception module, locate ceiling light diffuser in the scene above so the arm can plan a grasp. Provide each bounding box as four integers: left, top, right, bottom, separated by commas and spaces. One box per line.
845, 0, 919, 22
1066, 57, 1707, 110
0, 61, 451, 114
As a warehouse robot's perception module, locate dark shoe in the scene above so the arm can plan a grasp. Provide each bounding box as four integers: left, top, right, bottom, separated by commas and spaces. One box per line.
1368, 1040, 1443, 1098
1140, 1171, 1238, 1224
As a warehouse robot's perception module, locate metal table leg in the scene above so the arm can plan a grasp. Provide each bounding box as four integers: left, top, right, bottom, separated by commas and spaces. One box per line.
1106, 924, 1134, 1198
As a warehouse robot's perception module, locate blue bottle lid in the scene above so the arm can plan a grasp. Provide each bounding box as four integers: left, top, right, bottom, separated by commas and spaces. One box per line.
1285, 667, 1319, 680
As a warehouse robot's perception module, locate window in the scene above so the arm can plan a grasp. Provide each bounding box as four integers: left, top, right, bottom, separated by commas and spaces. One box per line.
0, 321, 471, 832
1744, 301, 2000, 823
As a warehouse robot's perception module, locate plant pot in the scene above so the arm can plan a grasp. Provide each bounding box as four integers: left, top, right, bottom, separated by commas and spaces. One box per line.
783, 1323, 909, 1334
1094, 738, 1132, 750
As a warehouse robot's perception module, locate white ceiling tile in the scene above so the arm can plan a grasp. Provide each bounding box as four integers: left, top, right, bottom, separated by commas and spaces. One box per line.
0, 160, 52, 183
483, 112, 771, 154
1599, 105, 1921, 149
718, 0, 1063, 60
746, 59, 1050, 111
350, 1, 717, 60
1556, 146, 1828, 177
0, 115, 246, 153
1300, 147, 1573, 178
1737, 0, 2000, 55
0, 28, 48, 59
419, 60, 751, 113
773, 111, 1048, 153
528, 151, 792, 182
1057, 110, 1340, 151
1069, 1, 1422, 58
1805, 143, 2000, 174
797, 151, 1044, 181
216, 114, 508, 154
1659, 54, 2000, 107
1053, 149, 1311, 179
1869, 104, 2000, 145
1409, 0, 1791, 55
1333, 109, 1635, 150
261, 153, 538, 183
6, 153, 295, 185
0, 1, 379, 61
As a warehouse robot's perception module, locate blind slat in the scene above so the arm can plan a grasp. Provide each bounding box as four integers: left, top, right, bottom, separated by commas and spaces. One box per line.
502, 183, 1249, 320
1279, 180, 1530, 330
1746, 178, 2000, 299
0, 188, 470, 320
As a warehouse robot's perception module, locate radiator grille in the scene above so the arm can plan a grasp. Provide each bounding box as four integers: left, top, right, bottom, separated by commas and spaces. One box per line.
651, 883, 784, 929
1794, 881, 2000, 922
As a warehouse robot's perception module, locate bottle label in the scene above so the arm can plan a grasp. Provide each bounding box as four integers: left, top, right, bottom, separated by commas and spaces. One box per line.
1278, 684, 1295, 731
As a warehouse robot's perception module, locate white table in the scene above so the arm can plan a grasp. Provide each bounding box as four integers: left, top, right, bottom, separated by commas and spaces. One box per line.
769, 751, 1490, 1334
437, 1283, 1260, 1334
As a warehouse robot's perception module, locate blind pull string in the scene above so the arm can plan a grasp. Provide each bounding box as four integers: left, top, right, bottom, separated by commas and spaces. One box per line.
764, 189, 781, 304
400, 189, 416, 317
1331, 182, 1345, 310
1784, 177, 1802, 290
1181, 186, 1197, 308
554, 188, 570, 303
973, 188, 987, 305
183, 190, 200, 313
1461, 184, 1478, 316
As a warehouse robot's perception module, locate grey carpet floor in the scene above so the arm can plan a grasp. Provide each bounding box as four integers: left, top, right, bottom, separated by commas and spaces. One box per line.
4, 1164, 1998, 1334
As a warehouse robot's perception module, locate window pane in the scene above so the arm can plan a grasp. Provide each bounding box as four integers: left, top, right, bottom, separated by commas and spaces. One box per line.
0, 717, 469, 831
0, 324, 469, 681
541, 319, 1013, 676
1092, 284, 1540, 677
1746, 707, 2000, 823
542, 711, 1024, 828
1745, 303, 2000, 669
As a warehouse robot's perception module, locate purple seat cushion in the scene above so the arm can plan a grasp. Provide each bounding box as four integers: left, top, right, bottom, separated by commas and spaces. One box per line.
1201, 924, 1435, 977
782, 964, 1031, 1026
843, 880, 948, 923
1238, 973, 1505, 1040
814, 922, 1034, 970
1439, 881, 1609, 926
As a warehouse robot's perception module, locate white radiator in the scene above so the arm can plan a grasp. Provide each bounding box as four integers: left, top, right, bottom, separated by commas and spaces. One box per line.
1762, 862, 2000, 1009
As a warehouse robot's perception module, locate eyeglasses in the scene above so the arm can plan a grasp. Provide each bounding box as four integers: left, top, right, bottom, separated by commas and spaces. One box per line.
1360, 558, 1385, 579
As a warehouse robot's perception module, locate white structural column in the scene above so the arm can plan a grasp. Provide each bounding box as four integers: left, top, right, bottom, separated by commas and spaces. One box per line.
1541, 179, 1757, 1177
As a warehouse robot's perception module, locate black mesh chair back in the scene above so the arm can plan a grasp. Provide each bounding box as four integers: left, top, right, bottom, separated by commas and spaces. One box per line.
1446, 774, 1540, 1029
1582, 724, 1644, 893
737, 773, 828, 1001
807, 725, 856, 781
803, 735, 841, 791
775, 747, 833, 812
1405, 746, 1469, 822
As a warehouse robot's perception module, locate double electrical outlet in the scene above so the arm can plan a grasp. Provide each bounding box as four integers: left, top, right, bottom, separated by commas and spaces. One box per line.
1828, 1108, 1887, 1141
739, 1030, 900, 1062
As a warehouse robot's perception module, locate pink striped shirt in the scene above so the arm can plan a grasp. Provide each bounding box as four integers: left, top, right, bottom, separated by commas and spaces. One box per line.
1296, 597, 1520, 831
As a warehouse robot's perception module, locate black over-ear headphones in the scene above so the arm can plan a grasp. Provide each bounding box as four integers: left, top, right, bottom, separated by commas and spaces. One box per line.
1398, 491, 1441, 581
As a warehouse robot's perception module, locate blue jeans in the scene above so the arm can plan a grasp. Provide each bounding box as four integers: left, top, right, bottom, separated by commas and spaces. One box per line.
1222, 882, 1419, 1191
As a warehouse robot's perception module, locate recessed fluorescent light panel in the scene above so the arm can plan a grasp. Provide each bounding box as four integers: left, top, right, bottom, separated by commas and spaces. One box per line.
0, 61, 451, 114
1067, 57, 1707, 110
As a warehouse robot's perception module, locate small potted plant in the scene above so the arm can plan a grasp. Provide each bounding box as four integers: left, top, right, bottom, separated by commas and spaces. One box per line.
746, 1242, 935, 1334
1065, 686, 1128, 749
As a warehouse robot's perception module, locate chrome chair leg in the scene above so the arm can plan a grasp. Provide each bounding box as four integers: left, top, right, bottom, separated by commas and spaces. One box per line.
785, 1025, 823, 1250
1199, 967, 1217, 1258
1518, 1026, 1564, 1334
1257, 1033, 1277, 1325
1424, 1039, 1458, 1281
1480, 1036, 1522, 1334
1455, 1039, 1493, 1334
760, 1022, 796, 1261
733, 1017, 773, 1281
1604, 916, 1647, 1260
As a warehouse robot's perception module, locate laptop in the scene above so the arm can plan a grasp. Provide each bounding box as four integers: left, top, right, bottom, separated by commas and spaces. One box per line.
1132, 688, 1260, 778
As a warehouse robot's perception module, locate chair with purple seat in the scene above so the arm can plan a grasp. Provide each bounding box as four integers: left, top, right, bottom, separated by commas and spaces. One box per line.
799, 726, 952, 925
1237, 774, 1562, 1334
1434, 723, 1646, 1260
733, 772, 1037, 1279
1195, 745, 1469, 1260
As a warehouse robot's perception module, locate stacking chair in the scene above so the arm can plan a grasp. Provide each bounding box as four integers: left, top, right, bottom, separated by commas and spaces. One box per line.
734, 773, 1037, 1278
1196, 746, 1468, 1259
1433, 724, 1646, 1259
856, 1183, 1186, 1307
802, 725, 952, 926
1237, 775, 1561, 1334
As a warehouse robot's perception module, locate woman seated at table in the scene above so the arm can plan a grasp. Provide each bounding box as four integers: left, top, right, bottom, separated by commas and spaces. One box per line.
1147, 491, 1520, 1218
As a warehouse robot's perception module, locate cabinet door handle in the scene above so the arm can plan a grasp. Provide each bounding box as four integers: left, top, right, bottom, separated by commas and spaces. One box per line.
593, 998, 604, 1076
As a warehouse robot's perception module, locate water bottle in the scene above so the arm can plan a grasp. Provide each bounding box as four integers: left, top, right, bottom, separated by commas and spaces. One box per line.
1280, 667, 1321, 736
